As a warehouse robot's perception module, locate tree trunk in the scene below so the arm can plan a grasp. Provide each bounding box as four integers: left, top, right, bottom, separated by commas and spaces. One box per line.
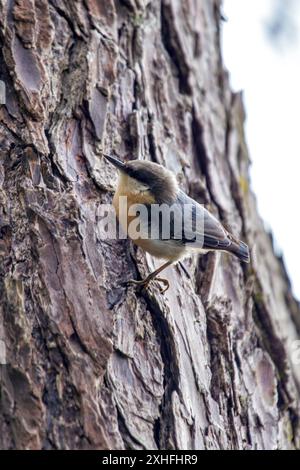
0, 0, 300, 450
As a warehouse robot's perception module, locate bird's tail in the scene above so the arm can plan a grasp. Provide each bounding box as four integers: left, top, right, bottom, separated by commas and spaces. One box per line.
229, 240, 250, 263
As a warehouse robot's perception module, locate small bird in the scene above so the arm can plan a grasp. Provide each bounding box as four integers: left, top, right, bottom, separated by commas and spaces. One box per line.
104, 154, 250, 293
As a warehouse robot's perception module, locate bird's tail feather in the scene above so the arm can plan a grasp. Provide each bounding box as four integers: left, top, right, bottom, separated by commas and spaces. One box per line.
230, 240, 250, 263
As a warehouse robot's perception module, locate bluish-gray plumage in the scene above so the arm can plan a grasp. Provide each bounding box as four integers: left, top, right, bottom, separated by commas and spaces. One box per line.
104, 154, 250, 293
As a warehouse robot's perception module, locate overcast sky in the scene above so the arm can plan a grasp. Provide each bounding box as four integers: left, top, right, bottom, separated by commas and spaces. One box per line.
222, 0, 300, 300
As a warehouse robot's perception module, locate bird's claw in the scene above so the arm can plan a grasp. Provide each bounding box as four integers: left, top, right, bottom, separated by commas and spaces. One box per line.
124, 277, 170, 294
156, 277, 170, 294
124, 278, 150, 288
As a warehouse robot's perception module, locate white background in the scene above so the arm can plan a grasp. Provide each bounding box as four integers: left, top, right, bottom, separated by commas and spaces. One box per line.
222, 0, 300, 299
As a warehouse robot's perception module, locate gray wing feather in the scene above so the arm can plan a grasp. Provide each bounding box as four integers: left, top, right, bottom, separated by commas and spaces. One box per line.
175, 190, 230, 250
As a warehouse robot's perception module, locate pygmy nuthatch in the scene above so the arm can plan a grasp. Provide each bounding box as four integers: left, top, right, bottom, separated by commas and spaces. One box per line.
104, 155, 250, 293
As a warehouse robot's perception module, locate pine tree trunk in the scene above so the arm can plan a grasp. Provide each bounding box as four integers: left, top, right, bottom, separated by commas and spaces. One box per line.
1, 0, 300, 450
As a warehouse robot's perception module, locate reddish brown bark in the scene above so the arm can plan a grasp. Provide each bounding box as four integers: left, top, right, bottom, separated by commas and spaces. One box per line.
0, 0, 300, 450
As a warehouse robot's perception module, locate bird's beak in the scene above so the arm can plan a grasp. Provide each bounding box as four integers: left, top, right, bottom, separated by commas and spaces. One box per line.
103, 154, 127, 172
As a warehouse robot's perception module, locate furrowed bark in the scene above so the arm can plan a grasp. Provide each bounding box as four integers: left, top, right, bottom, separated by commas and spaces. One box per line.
0, 0, 299, 450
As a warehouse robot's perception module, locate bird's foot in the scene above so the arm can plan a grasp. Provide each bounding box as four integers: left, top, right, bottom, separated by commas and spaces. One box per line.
125, 276, 170, 294
125, 278, 150, 289
155, 277, 170, 294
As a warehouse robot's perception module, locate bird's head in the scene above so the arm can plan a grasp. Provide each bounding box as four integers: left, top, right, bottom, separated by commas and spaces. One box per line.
103, 155, 178, 203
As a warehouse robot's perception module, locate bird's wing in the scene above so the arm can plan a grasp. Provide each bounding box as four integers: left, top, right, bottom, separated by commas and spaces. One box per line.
142, 190, 230, 250
174, 190, 231, 250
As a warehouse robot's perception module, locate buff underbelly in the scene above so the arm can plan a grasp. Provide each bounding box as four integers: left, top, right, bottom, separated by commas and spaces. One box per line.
113, 192, 186, 261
